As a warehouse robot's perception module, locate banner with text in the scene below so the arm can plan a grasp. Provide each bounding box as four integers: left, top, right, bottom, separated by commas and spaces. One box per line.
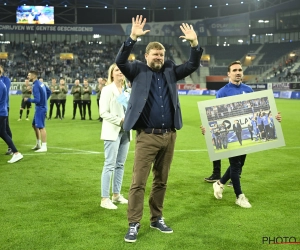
1, 12, 249, 37
0, 24, 125, 35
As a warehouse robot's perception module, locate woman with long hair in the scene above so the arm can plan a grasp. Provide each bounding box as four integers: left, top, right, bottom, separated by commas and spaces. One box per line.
99, 63, 131, 209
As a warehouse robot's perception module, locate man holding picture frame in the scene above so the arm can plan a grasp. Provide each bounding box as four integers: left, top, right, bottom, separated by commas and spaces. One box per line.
201, 60, 282, 208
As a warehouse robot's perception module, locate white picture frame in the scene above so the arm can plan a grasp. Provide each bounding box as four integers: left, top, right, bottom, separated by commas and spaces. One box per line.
198, 89, 285, 161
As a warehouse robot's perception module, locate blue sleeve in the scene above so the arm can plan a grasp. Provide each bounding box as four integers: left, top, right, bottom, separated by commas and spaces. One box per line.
46, 86, 51, 99
28, 85, 40, 104
4, 77, 11, 89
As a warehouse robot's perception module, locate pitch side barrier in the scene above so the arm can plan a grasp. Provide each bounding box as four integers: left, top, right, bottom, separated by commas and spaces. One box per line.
8, 82, 300, 99
177, 83, 300, 100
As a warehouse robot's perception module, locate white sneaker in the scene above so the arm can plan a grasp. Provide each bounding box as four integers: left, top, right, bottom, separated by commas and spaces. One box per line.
35, 147, 47, 153
8, 153, 23, 163
236, 194, 252, 208
31, 144, 41, 150
100, 199, 118, 209
17, 118, 21, 121
26, 118, 29, 121
112, 194, 128, 204
213, 181, 224, 199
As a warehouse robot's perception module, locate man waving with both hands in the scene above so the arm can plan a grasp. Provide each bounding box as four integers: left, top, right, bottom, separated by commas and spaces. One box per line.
115, 15, 203, 243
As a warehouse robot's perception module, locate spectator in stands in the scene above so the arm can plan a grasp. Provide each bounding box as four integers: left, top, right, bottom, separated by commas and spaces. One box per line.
71, 79, 83, 120
81, 79, 92, 120
18, 79, 32, 121
116, 15, 202, 243
278, 64, 283, 73
273, 67, 277, 77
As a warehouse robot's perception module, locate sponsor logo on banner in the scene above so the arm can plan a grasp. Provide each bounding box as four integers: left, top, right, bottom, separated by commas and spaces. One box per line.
178, 90, 188, 95
248, 84, 267, 90
279, 91, 292, 99
177, 84, 200, 90
206, 75, 255, 82
272, 82, 290, 90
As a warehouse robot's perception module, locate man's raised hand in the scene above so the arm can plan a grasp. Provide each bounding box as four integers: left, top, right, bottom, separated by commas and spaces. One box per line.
179, 23, 198, 47
130, 15, 150, 41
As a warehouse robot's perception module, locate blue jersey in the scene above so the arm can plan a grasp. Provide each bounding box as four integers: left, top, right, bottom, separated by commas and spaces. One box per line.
28, 80, 51, 110
251, 119, 259, 133
262, 114, 269, 126
216, 82, 254, 99
0, 80, 8, 116
0, 75, 11, 107
256, 116, 262, 125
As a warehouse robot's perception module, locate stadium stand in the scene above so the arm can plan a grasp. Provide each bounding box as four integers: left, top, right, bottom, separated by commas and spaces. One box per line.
258, 41, 300, 65
204, 44, 261, 66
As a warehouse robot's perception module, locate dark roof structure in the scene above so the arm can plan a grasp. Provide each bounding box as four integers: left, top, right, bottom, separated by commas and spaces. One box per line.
0, 0, 296, 24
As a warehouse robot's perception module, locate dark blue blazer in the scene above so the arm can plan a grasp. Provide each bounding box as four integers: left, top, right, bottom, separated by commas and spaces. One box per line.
116, 41, 203, 131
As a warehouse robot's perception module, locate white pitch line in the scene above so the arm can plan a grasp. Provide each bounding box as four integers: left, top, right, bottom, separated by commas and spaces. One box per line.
23, 145, 100, 154
19, 146, 299, 156
22, 152, 103, 156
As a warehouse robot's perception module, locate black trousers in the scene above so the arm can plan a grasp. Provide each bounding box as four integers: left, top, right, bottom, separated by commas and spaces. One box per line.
82, 100, 91, 119
73, 100, 83, 118
0, 116, 17, 153
220, 155, 246, 198
59, 99, 66, 118
49, 99, 60, 118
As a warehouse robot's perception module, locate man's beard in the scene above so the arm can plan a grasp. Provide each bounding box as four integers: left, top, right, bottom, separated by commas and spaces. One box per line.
150, 61, 163, 71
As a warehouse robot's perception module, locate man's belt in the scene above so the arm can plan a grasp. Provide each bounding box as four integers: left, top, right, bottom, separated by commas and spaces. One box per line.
143, 128, 174, 134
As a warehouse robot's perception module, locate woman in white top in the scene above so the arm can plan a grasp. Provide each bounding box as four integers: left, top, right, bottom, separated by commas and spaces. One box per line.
99, 63, 132, 209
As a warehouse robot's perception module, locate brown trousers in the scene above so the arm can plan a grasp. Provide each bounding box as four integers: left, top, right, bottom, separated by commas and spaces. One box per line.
127, 130, 177, 223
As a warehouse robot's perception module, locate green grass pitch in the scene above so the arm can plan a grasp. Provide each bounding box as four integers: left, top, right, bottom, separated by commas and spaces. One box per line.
0, 95, 299, 250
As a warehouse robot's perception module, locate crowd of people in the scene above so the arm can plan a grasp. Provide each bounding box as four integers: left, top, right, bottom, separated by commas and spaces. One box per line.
205, 97, 270, 121
3, 40, 122, 84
